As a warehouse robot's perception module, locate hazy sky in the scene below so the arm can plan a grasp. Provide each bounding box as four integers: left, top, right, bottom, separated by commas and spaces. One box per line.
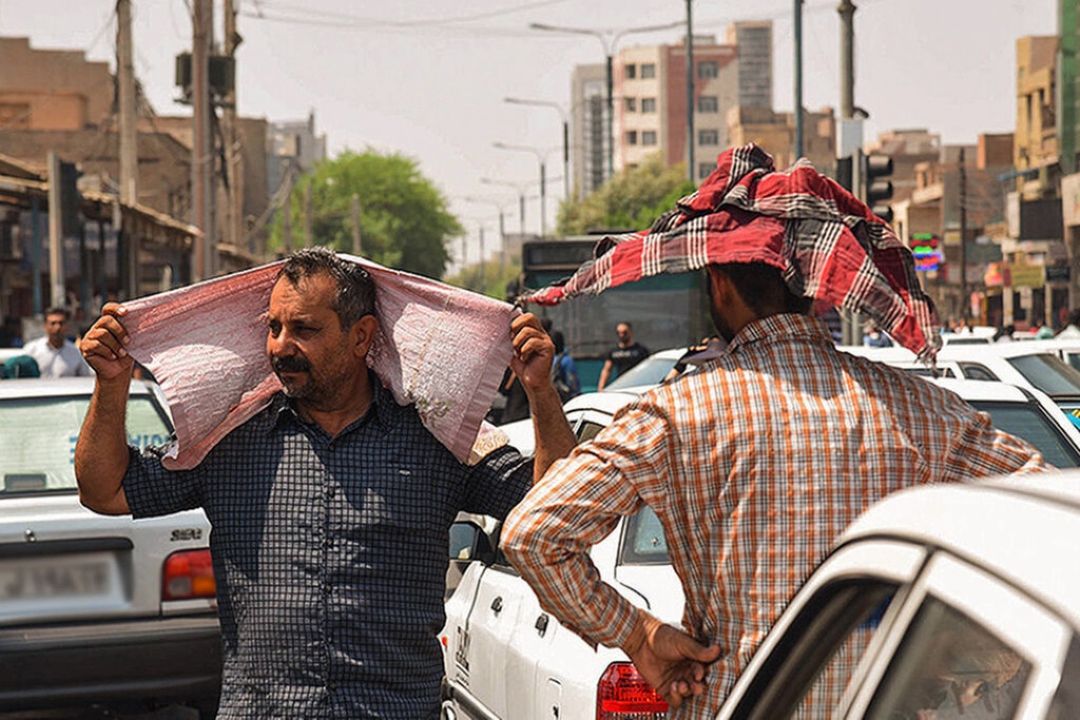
0, 0, 1059, 269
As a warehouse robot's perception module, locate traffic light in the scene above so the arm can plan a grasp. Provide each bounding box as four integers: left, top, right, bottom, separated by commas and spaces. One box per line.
863, 154, 894, 223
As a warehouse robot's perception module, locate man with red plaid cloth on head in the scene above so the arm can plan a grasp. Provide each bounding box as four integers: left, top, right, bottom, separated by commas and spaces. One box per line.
500, 145, 1048, 717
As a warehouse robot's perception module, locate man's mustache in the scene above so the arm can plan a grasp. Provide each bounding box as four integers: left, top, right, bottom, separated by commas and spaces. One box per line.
271, 355, 312, 374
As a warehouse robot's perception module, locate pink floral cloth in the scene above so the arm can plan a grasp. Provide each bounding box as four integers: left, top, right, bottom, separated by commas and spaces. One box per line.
122, 254, 516, 469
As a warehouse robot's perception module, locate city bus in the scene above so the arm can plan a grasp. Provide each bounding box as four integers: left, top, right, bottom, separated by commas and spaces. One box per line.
520, 237, 712, 391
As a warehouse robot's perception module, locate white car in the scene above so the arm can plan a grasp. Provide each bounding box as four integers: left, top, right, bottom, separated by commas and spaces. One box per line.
440, 379, 1080, 720
845, 343, 1080, 429
0, 378, 220, 716
714, 473, 1080, 719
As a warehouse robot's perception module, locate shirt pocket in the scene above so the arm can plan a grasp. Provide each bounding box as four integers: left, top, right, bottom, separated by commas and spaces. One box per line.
352, 464, 449, 533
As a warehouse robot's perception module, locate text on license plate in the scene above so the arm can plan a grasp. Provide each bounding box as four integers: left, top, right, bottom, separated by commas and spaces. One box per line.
0, 556, 112, 600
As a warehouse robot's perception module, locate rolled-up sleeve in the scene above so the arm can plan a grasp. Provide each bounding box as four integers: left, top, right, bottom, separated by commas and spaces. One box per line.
501, 399, 673, 649
123, 445, 206, 519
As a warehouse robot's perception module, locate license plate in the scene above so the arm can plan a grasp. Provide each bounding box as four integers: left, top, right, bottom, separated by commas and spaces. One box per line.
0, 554, 113, 601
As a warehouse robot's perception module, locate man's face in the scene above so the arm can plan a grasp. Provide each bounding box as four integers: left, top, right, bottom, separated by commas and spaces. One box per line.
266, 274, 364, 406
44, 313, 66, 344
616, 323, 632, 344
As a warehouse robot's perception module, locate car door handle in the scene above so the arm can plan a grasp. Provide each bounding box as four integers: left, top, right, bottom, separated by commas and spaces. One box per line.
491, 596, 503, 614
535, 613, 549, 637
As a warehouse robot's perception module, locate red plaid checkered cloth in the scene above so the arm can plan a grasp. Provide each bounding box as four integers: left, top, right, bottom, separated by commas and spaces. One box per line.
524, 144, 941, 358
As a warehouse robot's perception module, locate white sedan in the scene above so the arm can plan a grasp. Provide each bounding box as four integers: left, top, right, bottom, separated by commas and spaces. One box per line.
440, 378, 1080, 720
0, 377, 220, 716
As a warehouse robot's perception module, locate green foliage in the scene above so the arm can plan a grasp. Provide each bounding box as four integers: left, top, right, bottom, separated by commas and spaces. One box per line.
268, 150, 463, 278
557, 153, 696, 235
444, 258, 522, 301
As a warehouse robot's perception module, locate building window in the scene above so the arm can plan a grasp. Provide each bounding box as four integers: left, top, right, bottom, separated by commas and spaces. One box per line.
642, 130, 658, 146
698, 96, 719, 113
625, 63, 637, 80
699, 129, 719, 145
626, 130, 638, 145
698, 61, 719, 79
699, 162, 714, 179
641, 63, 657, 79
624, 97, 637, 112
642, 97, 657, 113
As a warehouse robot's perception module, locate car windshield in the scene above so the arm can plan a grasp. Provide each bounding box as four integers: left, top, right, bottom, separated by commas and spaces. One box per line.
1006, 353, 1080, 397
0, 394, 171, 495
606, 355, 679, 390
970, 401, 1080, 468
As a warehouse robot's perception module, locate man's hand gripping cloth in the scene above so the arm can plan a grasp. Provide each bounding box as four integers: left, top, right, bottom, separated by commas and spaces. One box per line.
524, 143, 941, 359
121, 254, 515, 469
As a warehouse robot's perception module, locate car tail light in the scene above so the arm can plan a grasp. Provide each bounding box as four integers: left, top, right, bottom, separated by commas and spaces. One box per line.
162, 549, 216, 601
597, 662, 668, 719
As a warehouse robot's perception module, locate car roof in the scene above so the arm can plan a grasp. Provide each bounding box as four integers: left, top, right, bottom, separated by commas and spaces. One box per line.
563, 389, 643, 415
641, 347, 688, 361
938, 342, 1062, 361
0, 377, 153, 398
840, 472, 1080, 627
925, 377, 1030, 402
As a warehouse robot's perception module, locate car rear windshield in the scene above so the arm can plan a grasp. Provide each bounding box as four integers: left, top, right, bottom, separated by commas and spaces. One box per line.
606, 356, 679, 390
970, 401, 1080, 468
1006, 353, 1080, 397
0, 394, 171, 495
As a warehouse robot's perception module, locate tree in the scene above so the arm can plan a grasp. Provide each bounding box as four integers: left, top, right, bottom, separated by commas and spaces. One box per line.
269, 150, 462, 278
557, 153, 696, 236
444, 259, 522, 301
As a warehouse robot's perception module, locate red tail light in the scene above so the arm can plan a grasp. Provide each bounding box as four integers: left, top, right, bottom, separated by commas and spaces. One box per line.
597, 662, 668, 719
162, 549, 216, 601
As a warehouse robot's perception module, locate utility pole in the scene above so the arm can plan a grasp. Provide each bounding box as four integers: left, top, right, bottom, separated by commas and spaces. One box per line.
350, 193, 362, 255
498, 209, 506, 275
223, 0, 243, 251
304, 181, 314, 247
539, 161, 547, 237
838, 0, 856, 119
479, 225, 486, 287
685, 0, 695, 182
191, 0, 214, 280
959, 146, 968, 320
605, 53, 614, 180
117, 0, 138, 206
794, 0, 805, 159
47, 152, 65, 309
281, 170, 293, 254
838, 0, 858, 345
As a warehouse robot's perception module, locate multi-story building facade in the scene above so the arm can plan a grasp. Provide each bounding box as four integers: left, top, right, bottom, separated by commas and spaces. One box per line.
726, 105, 836, 176
725, 21, 772, 110
266, 111, 328, 197
615, 36, 738, 180
570, 63, 608, 200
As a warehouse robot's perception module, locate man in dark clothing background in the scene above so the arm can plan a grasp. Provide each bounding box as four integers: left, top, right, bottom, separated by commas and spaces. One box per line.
597, 321, 649, 390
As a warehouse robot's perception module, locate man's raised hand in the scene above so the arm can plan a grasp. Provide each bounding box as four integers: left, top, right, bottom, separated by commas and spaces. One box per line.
81, 303, 134, 381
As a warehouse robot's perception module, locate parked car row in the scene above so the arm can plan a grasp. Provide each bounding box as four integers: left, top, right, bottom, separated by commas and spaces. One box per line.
0, 378, 220, 717
440, 373, 1080, 720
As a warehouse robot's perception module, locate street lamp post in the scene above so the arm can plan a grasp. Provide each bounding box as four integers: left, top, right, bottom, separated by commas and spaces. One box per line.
529, 20, 686, 183
504, 97, 571, 202
464, 195, 512, 274
492, 142, 560, 238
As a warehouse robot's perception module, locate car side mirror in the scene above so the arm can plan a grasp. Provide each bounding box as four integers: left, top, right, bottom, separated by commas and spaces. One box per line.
448, 520, 496, 566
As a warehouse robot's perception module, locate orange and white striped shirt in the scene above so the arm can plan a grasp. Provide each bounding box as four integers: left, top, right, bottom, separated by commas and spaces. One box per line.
502, 313, 1047, 717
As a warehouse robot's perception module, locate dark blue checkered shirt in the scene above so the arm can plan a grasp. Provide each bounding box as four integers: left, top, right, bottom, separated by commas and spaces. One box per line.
123, 378, 533, 719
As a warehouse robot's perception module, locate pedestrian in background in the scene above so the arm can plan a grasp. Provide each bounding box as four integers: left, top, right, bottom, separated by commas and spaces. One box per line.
862, 320, 893, 347
23, 307, 92, 377
596, 321, 649, 390
550, 330, 579, 401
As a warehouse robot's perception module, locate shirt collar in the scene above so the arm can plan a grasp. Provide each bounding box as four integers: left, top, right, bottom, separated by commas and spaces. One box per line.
725, 313, 835, 355
265, 371, 397, 436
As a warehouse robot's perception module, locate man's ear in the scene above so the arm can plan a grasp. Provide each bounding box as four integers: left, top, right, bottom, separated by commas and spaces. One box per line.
351, 315, 380, 358
706, 266, 737, 306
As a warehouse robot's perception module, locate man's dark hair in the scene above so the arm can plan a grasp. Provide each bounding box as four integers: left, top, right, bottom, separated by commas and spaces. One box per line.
44, 306, 69, 320
278, 247, 376, 328
617, 321, 633, 330
551, 330, 566, 355
712, 262, 812, 317
1069, 308, 1080, 328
